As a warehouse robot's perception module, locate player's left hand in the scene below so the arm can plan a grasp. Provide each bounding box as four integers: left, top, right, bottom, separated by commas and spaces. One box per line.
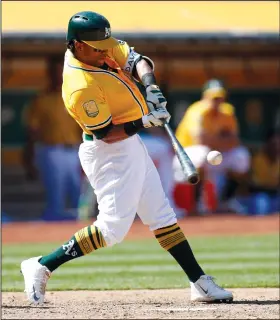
142, 108, 171, 128
146, 85, 167, 110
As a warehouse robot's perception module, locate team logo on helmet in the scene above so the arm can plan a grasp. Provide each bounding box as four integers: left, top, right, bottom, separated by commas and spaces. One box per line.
104, 27, 111, 38
83, 100, 99, 117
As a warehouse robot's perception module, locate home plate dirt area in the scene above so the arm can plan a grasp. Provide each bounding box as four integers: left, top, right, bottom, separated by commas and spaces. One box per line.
2, 214, 279, 319
2, 289, 279, 319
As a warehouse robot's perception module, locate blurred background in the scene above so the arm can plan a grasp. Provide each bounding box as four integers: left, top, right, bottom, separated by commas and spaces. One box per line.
2, 1, 279, 223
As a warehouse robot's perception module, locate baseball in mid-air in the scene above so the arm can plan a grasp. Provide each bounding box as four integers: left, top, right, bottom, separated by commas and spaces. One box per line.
207, 150, 223, 165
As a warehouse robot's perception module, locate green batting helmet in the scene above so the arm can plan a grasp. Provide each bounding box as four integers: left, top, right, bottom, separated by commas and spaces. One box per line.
67, 11, 118, 50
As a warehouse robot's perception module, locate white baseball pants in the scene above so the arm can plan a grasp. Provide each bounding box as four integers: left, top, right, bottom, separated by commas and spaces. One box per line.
79, 134, 177, 247
139, 133, 178, 211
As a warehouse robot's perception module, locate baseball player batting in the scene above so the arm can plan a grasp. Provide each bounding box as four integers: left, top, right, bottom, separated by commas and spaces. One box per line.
20, 11, 233, 304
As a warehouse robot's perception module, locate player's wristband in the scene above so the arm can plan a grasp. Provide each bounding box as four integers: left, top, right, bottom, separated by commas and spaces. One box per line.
124, 118, 144, 136
141, 73, 157, 88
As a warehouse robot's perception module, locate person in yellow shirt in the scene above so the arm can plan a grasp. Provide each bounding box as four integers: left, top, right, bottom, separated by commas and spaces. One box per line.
173, 80, 250, 213
23, 60, 82, 221
176, 80, 237, 150
21, 11, 232, 305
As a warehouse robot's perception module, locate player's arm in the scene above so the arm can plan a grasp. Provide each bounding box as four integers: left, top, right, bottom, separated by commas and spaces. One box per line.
136, 58, 169, 112
220, 115, 239, 148
175, 108, 194, 147
211, 113, 240, 151
71, 86, 170, 144
112, 40, 168, 113
179, 108, 208, 146
112, 40, 154, 79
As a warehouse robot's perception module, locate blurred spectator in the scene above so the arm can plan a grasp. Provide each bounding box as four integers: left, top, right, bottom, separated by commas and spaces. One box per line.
22, 59, 82, 221
173, 79, 251, 214
172, 99, 192, 129
247, 130, 280, 215
139, 128, 185, 218
242, 99, 266, 153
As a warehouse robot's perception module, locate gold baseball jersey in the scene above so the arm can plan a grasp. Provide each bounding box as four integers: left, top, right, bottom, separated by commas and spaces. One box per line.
176, 100, 238, 147
62, 40, 150, 135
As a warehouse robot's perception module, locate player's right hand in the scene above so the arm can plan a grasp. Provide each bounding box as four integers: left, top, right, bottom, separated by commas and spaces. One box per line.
142, 108, 171, 128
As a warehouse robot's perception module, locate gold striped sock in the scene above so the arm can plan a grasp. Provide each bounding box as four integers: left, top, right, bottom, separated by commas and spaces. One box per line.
154, 223, 186, 251
74, 225, 106, 255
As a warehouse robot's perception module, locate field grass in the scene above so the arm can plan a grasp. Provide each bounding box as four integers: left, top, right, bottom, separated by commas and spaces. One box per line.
2, 234, 279, 291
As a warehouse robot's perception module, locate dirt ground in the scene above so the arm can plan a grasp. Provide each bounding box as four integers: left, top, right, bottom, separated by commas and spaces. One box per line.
2, 214, 279, 319
2, 289, 279, 319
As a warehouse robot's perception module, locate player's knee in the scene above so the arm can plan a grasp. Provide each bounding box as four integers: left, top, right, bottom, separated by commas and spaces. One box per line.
147, 209, 177, 232
173, 145, 209, 182
102, 229, 127, 247
111, 230, 127, 246
93, 220, 130, 247
230, 146, 251, 173
184, 145, 209, 169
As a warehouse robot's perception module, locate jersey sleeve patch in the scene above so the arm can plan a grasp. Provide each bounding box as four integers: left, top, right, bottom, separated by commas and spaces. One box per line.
83, 100, 99, 117
70, 86, 112, 131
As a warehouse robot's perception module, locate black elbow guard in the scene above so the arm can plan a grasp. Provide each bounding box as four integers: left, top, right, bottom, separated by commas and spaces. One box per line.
91, 122, 113, 140
124, 118, 144, 136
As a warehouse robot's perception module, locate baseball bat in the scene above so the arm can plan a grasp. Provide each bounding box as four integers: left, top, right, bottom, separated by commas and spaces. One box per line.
145, 87, 199, 184
163, 122, 200, 185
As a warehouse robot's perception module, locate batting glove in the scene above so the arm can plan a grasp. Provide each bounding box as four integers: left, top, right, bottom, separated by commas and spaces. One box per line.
142, 108, 171, 128
146, 85, 167, 110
